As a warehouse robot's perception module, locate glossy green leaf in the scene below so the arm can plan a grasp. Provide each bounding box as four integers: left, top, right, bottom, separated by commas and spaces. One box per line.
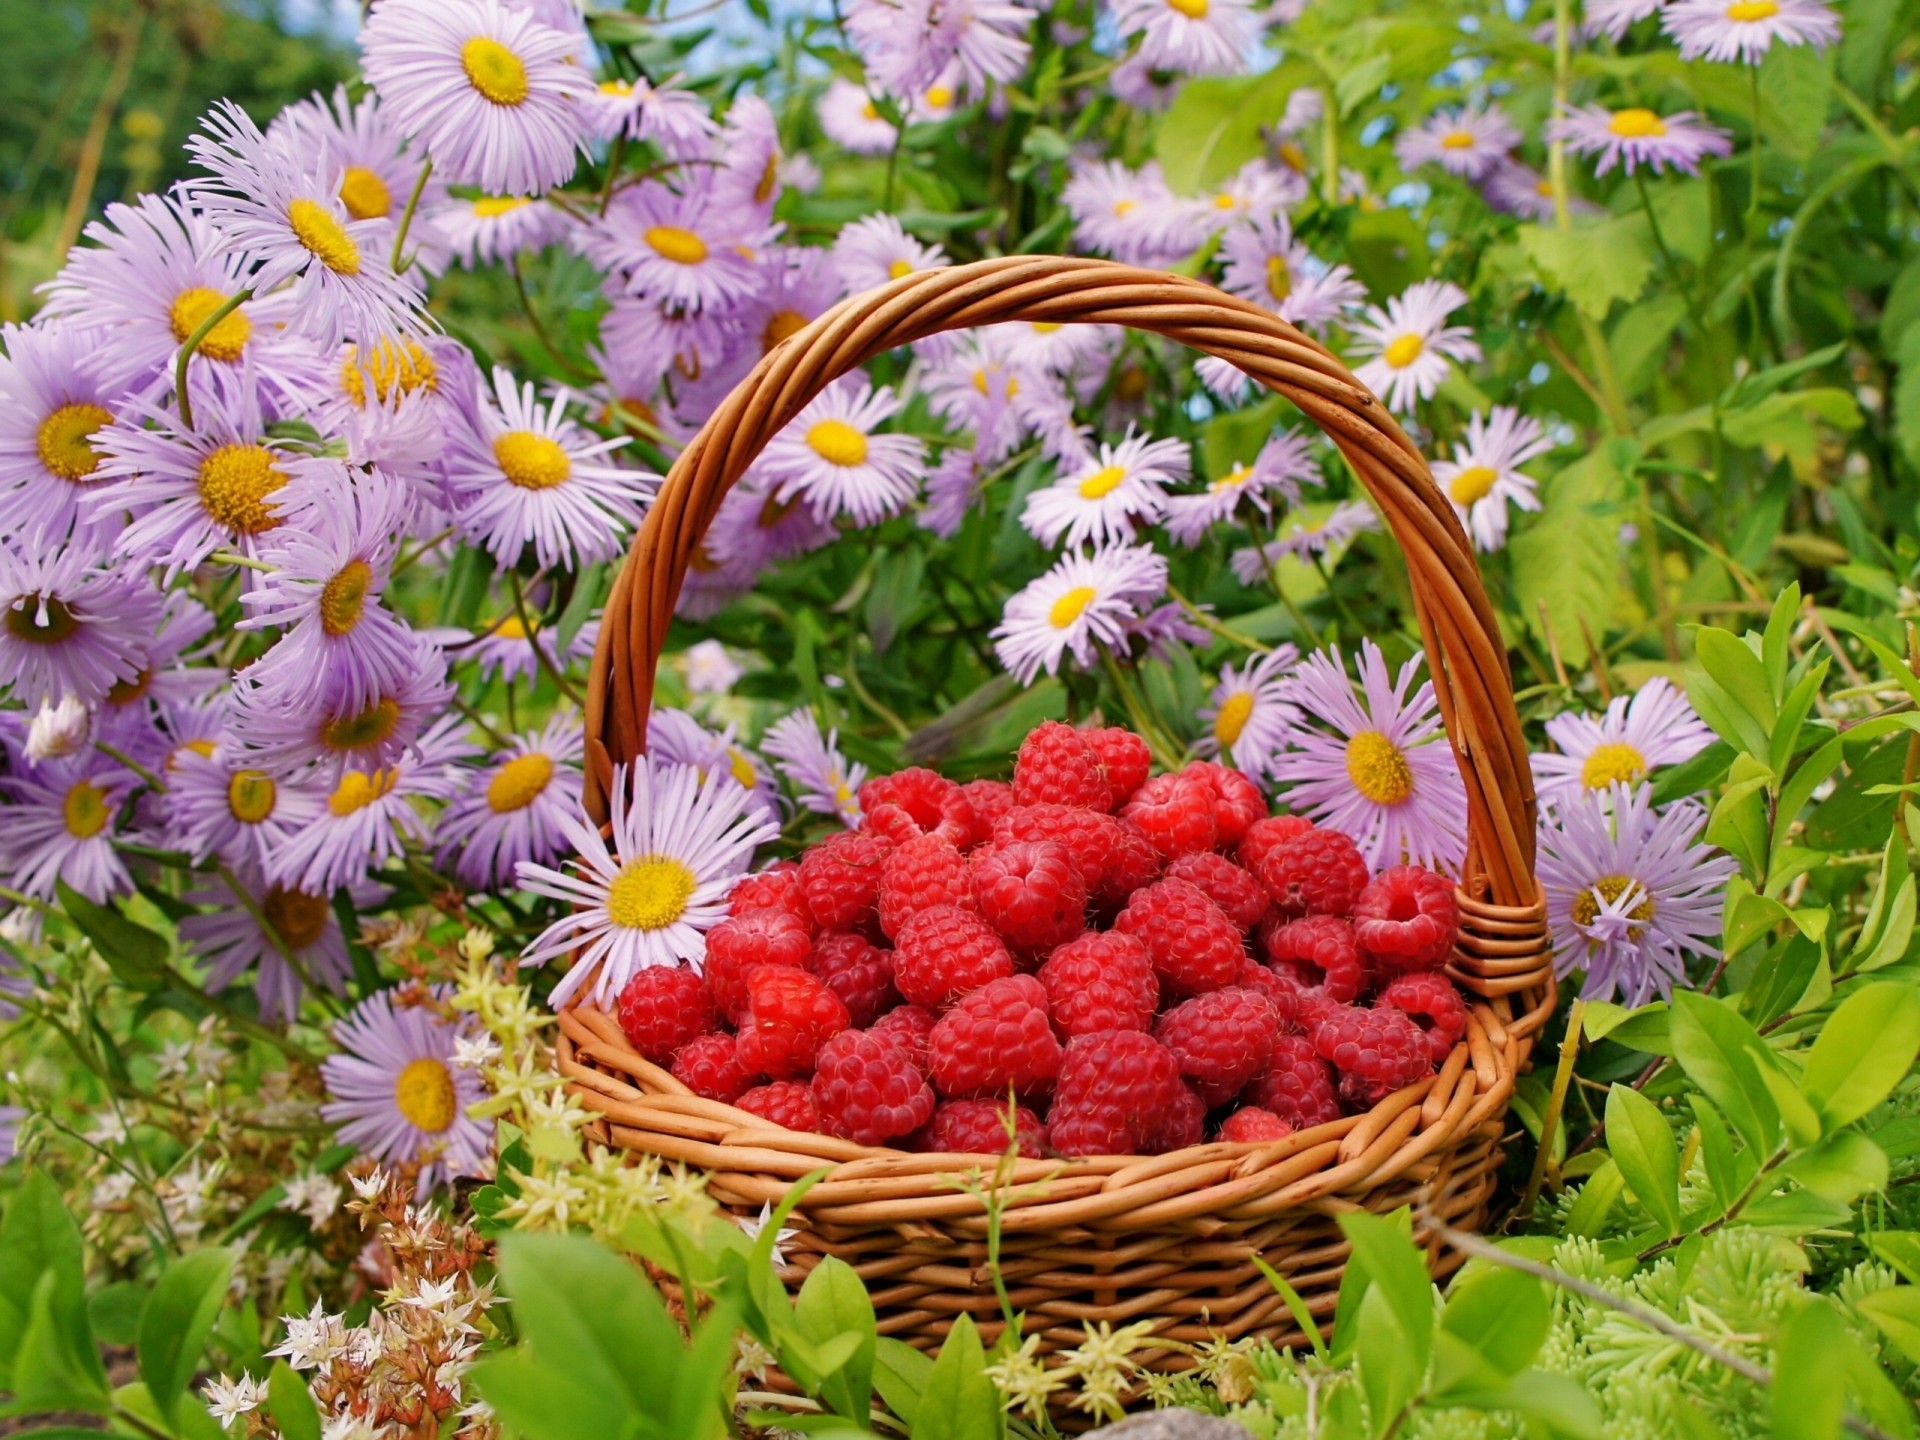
1774, 1301, 1850, 1440
913, 1314, 1003, 1440
1857, 1286, 1920, 1366
137, 1246, 234, 1427
1517, 213, 1654, 319
1606, 1084, 1681, 1238
54, 880, 169, 990
0, 1170, 95, 1390
1781, 1132, 1888, 1204
1437, 1267, 1547, 1377
1801, 980, 1920, 1129
1670, 991, 1780, 1157
791, 1257, 876, 1420
871, 1336, 934, 1430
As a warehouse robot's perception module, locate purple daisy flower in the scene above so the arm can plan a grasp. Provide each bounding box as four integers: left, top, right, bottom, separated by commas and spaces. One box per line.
846, 0, 1031, 99
1163, 429, 1323, 546
1229, 499, 1380, 584
1196, 645, 1301, 780
649, 708, 783, 832
582, 177, 779, 315
759, 379, 925, 527
0, 749, 134, 903
435, 712, 584, 890
918, 442, 994, 539
1533, 677, 1716, 804
585, 71, 715, 155
0, 546, 163, 708
180, 866, 361, 1023
1480, 160, 1562, 221
830, 212, 950, 293
1661, 0, 1839, 63
1348, 280, 1480, 415
429, 193, 569, 270
762, 709, 866, 828
166, 740, 328, 876
1217, 214, 1367, 333
463, 610, 597, 686
991, 542, 1169, 684
1547, 104, 1734, 177
1110, 0, 1253, 76
820, 78, 898, 155
0, 322, 130, 551
1021, 428, 1187, 549
1431, 405, 1553, 552
271, 86, 435, 247
229, 630, 455, 780
1394, 104, 1521, 180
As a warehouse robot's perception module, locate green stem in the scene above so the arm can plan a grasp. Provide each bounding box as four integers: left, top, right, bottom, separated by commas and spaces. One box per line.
1319, 86, 1339, 205
1635, 171, 1725, 482
599, 133, 627, 217
173, 287, 254, 430
508, 571, 583, 705
391, 157, 433, 274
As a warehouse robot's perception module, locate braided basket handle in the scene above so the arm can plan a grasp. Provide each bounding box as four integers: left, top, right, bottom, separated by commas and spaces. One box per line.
584, 256, 1538, 907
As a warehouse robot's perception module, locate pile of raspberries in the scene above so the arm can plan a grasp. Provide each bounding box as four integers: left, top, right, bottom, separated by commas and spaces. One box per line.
612, 720, 1468, 1157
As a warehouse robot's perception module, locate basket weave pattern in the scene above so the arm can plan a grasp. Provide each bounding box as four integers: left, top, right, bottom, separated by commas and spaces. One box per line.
559, 256, 1556, 1363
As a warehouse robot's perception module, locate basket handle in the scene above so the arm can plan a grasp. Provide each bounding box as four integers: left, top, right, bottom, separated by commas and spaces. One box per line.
584, 256, 1538, 907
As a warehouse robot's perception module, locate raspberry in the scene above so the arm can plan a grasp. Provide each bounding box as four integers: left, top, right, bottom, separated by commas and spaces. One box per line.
736, 967, 850, 1080
1049, 1030, 1185, 1156
1154, 1085, 1208, 1151
871, 1003, 937, 1070
1244, 1034, 1342, 1130
736, 1080, 820, 1132
1094, 817, 1162, 910
922, 1098, 1047, 1154
704, 910, 812, 1023
1237, 815, 1315, 877
1254, 828, 1370, 917
1263, 915, 1367, 1003
615, 965, 716, 1064
1165, 852, 1268, 930
1013, 721, 1111, 811
861, 767, 975, 848
927, 975, 1064, 1097
1310, 1004, 1431, 1106
1219, 1107, 1294, 1143
1378, 972, 1469, 1065
1119, 772, 1217, 858
1234, 955, 1298, 1016
810, 1029, 937, 1145
893, 905, 1014, 1008
1038, 931, 1158, 1037
810, 931, 899, 1028
1183, 761, 1267, 846
672, 1031, 756, 1103
876, 834, 973, 940
1046, 1106, 1135, 1157
960, 779, 1015, 836
798, 830, 894, 931
971, 840, 1087, 955
1155, 987, 1278, 1106
1113, 879, 1245, 996
728, 863, 816, 935
993, 804, 1124, 892
1352, 866, 1459, 971
1084, 726, 1151, 807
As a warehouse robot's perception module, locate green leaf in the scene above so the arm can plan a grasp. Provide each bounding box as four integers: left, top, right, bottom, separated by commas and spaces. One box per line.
1873, 1234, 1920, 1286
1356, 1285, 1422, 1440
469, 1351, 628, 1440
1606, 1085, 1682, 1238
54, 880, 169, 990
85, 1282, 144, 1349
1774, 1302, 1849, 1440
1746, 935, 1825, 1028
137, 1246, 235, 1428
1154, 63, 1315, 193
1510, 450, 1624, 669
437, 543, 492, 628
791, 1258, 876, 1421
663, 1303, 741, 1440
871, 1337, 933, 1431
914, 1315, 1004, 1440
1563, 1159, 1625, 1238
1336, 1211, 1433, 1375
1801, 981, 1920, 1129
1252, 1256, 1329, 1360
0, 1272, 109, 1419
1781, 1132, 1888, 1204
1501, 1369, 1605, 1439
1857, 1287, 1920, 1366
1694, 628, 1776, 731
1693, 1098, 1748, 1214
1517, 213, 1655, 319
0, 1171, 94, 1390
1609, 294, 1688, 397
1669, 991, 1780, 1156
1437, 1267, 1548, 1377
266, 1360, 322, 1440
1738, 1189, 1853, 1235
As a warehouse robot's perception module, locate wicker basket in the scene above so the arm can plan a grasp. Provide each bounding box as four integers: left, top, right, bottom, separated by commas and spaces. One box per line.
557, 256, 1556, 1377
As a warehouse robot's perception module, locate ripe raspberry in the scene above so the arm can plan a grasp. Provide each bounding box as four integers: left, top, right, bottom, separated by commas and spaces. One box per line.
1378, 972, 1469, 1065
960, 779, 1015, 836
616, 966, 717, 1064
735, 1080, 820, 1132
1113, 879, 1245, 996
1012, 721, 1111, 811
928, 975, 1064, 1098
1046, 1106, 1135, 1158
810, 931, 899, 1028
1154, 1085, 1208, 1151
1155, 987, 1278, 1106
1263, 915, 1366, 1003
736, 967, 850, 1080
1119, 772, 1217, 858
798, 830, 894, 931
1244, 1034, 1342, 1130
1310, 1004, 1431, 1106
877, 834, 973, 939
893, 905, 1014, 1008
703, 910, 812, 1023
1234, 955, 1298, 1016
1352, 866, 1459, 971
1254, 828, 1370, 917
922, 1098, 1047, 1154
810, 1029, 937, 1145
728, 863, 816, 935
1183, 761, 1267, 845
1049, 1030, 1185, 1156
1237, 815, 1315, 877
1038, 931, 1158, 1038
871, 1003, 937, 1070
672, 1031, 756, 1103
1218, 1107, 1294, 1143
1093, 817, 1162, 911
860, 767, 974, 848
994, 804, 1123, 892
1084, 726, 1151, 807
971, 840, 1087, 955
1165, 852, 1268, 930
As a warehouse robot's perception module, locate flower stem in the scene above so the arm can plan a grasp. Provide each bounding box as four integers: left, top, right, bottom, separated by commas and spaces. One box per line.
173, 287, 254, 430
391, 157, 434, 274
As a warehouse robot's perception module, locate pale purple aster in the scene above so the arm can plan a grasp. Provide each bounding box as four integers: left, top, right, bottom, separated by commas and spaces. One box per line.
1124, 602, 1210, 662
229, 630, 455, 779
1533, 678, 1716, 804
1269, 640, 1468, 872
831, 212, 951, 293
0, 322, 127, 551
329, 391, 462, 525
706, 468, 837, 567
922, 330, 1047, 462
1163, 429, 1323, 546
1349, 280, 1480, 414
992, 543, 1169, 684
517, 758, 782, 1008
100, 589, 221, 722
1480, 160, 1560, 220
919, 443, 994, 539
1022, 429, 1187, 549
166, 740, 328, 876
1277, 87, 1323, 137
23, 695, 92, 766
674, 527, 767, 620
1195, 354, 1253, 406
1196, 645, 1301, 780
846, 0, 1032, 99
597, 288, 739, 393
762, 709, 867, 828
585, 73, 716, 156
581, 177, 779, 313
1661, 0, 1838, 62
1110, 0, 1253, 75
1585, 0, 1664, 40
760, 379, 925, 527
732, 247, 845, 364
1217, 214, 1368, 332
429, 194, 570, 268
648, 708, 783, 831
180, 866, 361, 1023
820, 77, 898, 154
998, 320, 1119, 376
154, 694, 229, 776
464, 611, 596, 687
0, 750, 134, 903
1547, 104, 1733, 177
1395, 105, 1521, 180
1228, 499, 1380, 583
1177, 162, 1307, 246
1109, 53, 1180, 111
1432, 405, 1553, 552
1538, 783, 1738, 1006
710, 94, 789, 222
0, 546, 162, 707
436, 712, 585, 890
271, 85, 432, 239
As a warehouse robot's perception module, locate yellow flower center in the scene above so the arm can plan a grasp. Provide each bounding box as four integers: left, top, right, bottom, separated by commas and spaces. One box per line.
1212, 192, 1238, 210
1265, 255, 1292, 303
494, 430, 572, 490
762, 309, 808, 352
1383, 333, 1425, 370
1031, 322, 1063, 334
287, 198, 360, 276
197, 444, 287, 535
1724, 0, 1778, 18
1345, 730, 1415, 806
1440, 130, 1477, 150
1113, 198, 1137, 216
756, 151, 779, 206
341, 339, 438, 408
1570, 874, 1655, 934
1048, 585, 1097, 629
729, 747, 758, 789
473, 196, 530, 219
64, 779, 110, 839
1607, 108, 1668, 140
107, 669, 152, 705
226, 770, 277, 824
169, 287, 252, 362
1279, 141, 1309, 173
320, 560, 373, 638
328, 767, 398, 817
487, 752, 555, 812
461, 35, 530, 105
925, 85, 956, 110
170, 739, 218, 770
1213, 691, 1255, 747
493, 614, 532, 640
322, 697, 400, 754
1077, 464, 1127, 499
1580, 741, 1648, 791
338, 165, 392, 220
862, 100, 881, 121
35, 403, 113, 482
393, 1056, 458, 1133
1209, 464, 1252, 493
1447, 465, 1497, 506
262, 884, 332, 950
887, 258, 913, 279
806, 418, 869, 466
1168, 0, 1210, 14
645, 225, 708, 264
599, 79, 633, 96
605, 854, 697, 930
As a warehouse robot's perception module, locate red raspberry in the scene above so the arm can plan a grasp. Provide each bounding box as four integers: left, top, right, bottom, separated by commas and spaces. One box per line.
1183, 761, 1267, 846
971, 840, 1087, 955
1038, 931, 1158, 1038
1095, 818, 1162, 910
922, 1098, 1048, 1154
1254, 829, 1370, 917
1165, 852, 1268, 930
1244, 1034, 1342, 1130
1013, 721, 1111, 811
1310, 1004, 1431, 1106
704, 910, 812, 1023
1219, 1107, 1294, 1143
871, 1003, 938, 1070
1263, 915, 1366, 1003
1378, 972, 1469, 1065
876, 834, 973, 939
1113, 879, 1245, 996
994, 804, 1123, 892
960, 779, 1015, 837
860, 767, 974, 848
1119, 772, 1217, 858
1049, 1030, 1185, 1156
810, 931, 899, 1028
1235, 955, 1298, 1016
736, 967, 850, 1080
1237, 815, 1315, 877
736, 1080, 820, 1131
893, 905, 1014, 1008
1154, 1084, 1208, 1151
1155, 987, 1278, 1106
1084, 726, 1152, 807
615, 965, 716, 1064
810, 1029, 937, 1145
1046, 1106, 1135, 1157
928, 975, 1064, 1098
728, 864, 816, 935
672, 1031, 756, 1103
798, 830, 894, 931
1353, 866, 1459, 971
